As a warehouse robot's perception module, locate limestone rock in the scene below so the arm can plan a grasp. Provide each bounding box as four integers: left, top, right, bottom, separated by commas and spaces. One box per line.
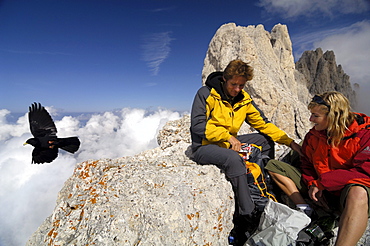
296, 48, 356, 107
26, 117, 234, 246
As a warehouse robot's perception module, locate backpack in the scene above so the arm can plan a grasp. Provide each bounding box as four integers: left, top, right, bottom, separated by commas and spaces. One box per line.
239, 144, 277, 211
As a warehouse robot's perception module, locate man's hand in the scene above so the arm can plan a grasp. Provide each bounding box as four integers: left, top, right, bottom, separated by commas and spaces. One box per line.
290, 141, 302, 156
228, 136, 242, 152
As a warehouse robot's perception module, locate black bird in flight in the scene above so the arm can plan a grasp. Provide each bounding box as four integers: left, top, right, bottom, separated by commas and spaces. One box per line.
24, 102, 81, 164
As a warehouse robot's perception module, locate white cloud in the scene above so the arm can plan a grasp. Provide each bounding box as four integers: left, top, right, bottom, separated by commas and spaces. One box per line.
141, 32, 175, 75
0, 110, 29, 141
313, 20, 370, 114
258, 0, 370, 18
291, 20, 370, 114
144, 82, 158, 87
0, 107, 182, 246
149, 6, 176, 13
314, 21, 370, 78
292, 26, 352, 58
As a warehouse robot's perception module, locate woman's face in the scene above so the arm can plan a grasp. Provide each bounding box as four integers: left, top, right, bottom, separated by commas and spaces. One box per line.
223, 75, 247, 97
309, 105, 329, 131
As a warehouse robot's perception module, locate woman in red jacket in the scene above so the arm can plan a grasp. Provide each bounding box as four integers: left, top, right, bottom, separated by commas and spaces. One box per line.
266, 91, 370, 246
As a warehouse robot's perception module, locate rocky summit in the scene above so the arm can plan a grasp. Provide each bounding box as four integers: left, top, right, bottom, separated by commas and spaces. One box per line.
27, 23, 368, 245
27, 116, 237, 245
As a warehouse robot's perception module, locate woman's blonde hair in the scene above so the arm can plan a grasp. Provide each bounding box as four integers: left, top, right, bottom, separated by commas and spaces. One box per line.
308, 91, 355, 146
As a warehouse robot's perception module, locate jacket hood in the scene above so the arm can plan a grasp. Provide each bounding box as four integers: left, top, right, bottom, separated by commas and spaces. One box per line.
205, 72, 225, 96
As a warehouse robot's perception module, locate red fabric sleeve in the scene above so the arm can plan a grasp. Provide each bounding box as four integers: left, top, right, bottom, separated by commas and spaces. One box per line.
319, 129, 370, 191
300, 132, 320, 188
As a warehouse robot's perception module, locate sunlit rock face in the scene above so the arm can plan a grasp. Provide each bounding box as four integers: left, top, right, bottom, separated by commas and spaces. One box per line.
26, 115, 235, 245
27, 23, 367, 246
296, 48, 356, 107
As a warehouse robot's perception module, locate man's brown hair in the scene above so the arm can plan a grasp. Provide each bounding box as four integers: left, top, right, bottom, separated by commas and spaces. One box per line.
223, 60, 254, 81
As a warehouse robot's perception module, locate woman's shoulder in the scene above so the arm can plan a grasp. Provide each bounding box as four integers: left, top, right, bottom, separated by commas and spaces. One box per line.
350, 113, 370, 131
353, 112, 370, 122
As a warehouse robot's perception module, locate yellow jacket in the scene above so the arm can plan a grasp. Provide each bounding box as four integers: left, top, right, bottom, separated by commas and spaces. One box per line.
190, 72, 293, 151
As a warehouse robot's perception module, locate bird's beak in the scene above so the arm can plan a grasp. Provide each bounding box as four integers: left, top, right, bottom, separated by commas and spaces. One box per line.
23, 142, 28, 146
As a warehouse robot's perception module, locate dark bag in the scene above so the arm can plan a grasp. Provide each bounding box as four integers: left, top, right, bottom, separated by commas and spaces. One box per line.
239, 144, 277, 210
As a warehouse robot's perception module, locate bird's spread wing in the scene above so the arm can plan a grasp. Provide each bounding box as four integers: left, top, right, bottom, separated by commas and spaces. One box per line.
28, 102, 57, 138
32, 147, 58, 164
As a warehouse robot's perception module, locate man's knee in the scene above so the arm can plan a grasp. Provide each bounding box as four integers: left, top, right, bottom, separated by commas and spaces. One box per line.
223, 154, 246, 177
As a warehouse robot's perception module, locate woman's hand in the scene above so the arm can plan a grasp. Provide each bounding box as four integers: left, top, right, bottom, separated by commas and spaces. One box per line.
309, 185, 320, 201
309, 185, 329, 210
228, 136, 242, 152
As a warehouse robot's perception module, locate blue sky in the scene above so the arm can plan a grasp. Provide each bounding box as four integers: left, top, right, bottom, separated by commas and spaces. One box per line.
1, 0, 370, 113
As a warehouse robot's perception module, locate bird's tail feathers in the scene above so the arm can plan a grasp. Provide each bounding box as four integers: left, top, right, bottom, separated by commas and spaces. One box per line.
60, 137, 81, 153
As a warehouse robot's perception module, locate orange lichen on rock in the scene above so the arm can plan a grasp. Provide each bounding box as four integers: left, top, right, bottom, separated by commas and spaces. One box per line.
218, 213, 222, 221
47, 228, 55, 237
78, 161, 99, 180
153, 183, 164, 188
91, 198, 97, 204
79, 209, 85, 221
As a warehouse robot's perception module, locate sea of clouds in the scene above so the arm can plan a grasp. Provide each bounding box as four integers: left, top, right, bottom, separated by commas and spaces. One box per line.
0, 107, 183, 246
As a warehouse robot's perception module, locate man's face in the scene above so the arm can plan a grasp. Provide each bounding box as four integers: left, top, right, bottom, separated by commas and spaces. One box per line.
223, 75, 247, 97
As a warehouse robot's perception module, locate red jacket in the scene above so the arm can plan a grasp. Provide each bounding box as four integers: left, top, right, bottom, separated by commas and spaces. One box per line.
301, 113, 370, 192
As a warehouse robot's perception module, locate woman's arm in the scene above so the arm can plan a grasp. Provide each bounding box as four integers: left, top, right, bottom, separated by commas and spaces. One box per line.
300, 132, 320, 187
319, 129, 370, 191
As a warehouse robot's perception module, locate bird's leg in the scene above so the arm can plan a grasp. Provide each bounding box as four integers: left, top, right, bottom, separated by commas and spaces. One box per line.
48, 141, 55, 149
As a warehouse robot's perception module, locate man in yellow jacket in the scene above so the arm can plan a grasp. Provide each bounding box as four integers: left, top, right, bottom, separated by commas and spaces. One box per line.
190, 60, 301, 243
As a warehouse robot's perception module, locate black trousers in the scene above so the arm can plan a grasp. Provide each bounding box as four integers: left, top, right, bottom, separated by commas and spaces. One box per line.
193, 133, 274, 216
